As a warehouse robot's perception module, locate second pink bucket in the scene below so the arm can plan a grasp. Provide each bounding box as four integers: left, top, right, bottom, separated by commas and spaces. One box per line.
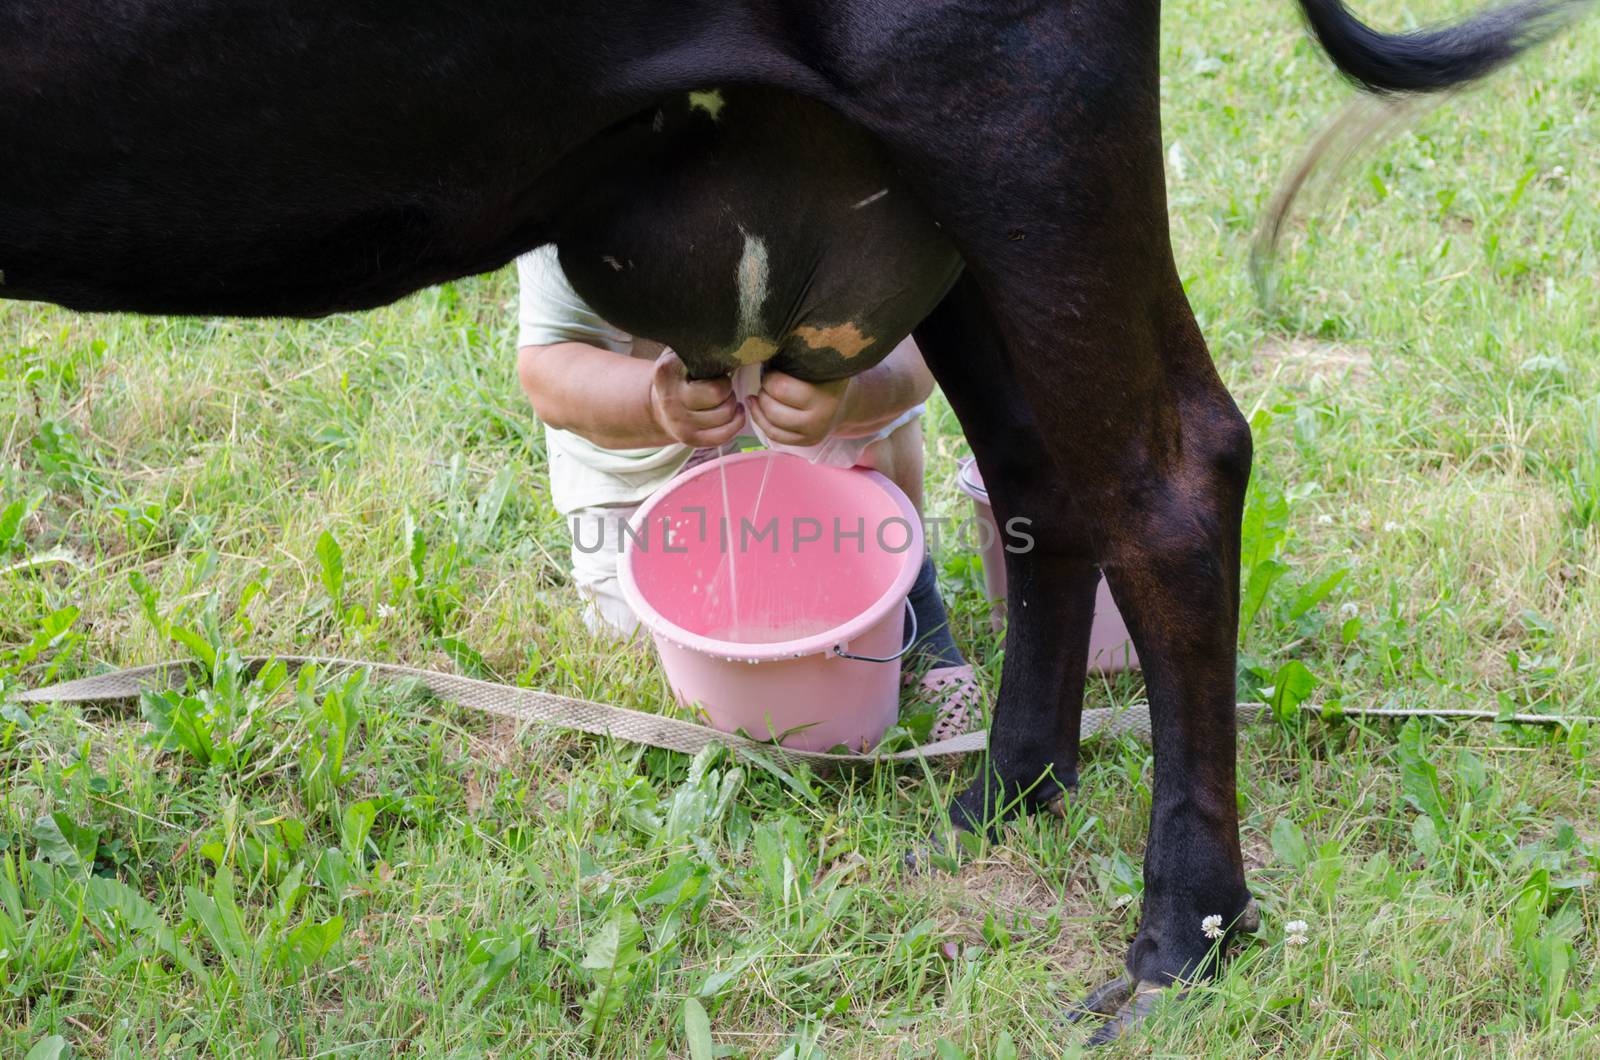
956, 457, 1139, 673
619, 451, 924, 752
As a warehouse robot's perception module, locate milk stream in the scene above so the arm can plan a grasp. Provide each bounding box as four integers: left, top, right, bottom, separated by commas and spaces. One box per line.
713, 361, 805, 642
714, 441, 776, 642
716, 453, 742, 639
748, 452, 775, 540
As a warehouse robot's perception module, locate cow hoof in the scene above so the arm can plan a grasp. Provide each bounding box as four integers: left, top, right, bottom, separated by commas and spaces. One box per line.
1083, 980, 1171, 1046
914, 779, 1074, 875
1068, 976, 1171, 1044
1064, 973, 1132, 1023
1066, 899, 1256, 1042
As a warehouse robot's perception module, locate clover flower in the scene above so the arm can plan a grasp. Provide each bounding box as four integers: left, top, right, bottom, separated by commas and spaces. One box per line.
1202, 914, 1225, 940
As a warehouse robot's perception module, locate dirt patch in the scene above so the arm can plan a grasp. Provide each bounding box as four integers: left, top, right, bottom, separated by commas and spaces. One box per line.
1241, 825, 1274, 875
919, 850, 1114, 983
1256, 337, 1375, 387
462, 715, 523, 771
455, 713, 558, 817
98, 358, 225, 451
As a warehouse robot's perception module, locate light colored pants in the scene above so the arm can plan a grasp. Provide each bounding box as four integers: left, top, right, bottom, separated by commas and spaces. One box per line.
569, 504, 652, 637
567, 406, 924, 637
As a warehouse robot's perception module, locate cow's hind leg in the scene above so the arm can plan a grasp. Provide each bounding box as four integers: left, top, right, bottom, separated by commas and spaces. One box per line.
829, 0, 1255, 1034
925, 273, 1256, 1040
920, 262, 1255, 1001
1073, 293, 1259, 1038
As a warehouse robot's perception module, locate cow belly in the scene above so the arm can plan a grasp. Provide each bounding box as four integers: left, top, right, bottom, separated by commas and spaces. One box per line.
552, 89, 963, 382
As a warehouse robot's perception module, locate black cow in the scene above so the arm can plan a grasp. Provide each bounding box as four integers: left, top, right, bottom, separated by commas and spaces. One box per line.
1, 0, 1583, 1040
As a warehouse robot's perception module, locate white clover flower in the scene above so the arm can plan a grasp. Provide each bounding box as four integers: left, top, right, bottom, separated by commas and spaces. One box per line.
1285, 919, 1310, 945
377, 603, 398, 620
1339, 602, 1359, 620
1316, 514, 1334, 526
1202, 914, 1225, 940
1112, 893, 1133, 909
1383, 520, 1403, 533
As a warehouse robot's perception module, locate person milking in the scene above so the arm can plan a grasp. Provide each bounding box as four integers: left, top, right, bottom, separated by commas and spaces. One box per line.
512, 242, 981, 740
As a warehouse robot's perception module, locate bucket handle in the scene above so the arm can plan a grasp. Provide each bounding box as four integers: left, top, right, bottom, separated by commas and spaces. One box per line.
832, 599, 917, 664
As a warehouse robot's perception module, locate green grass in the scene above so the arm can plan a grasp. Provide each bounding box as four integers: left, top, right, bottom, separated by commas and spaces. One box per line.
3, 1, 1599, 1056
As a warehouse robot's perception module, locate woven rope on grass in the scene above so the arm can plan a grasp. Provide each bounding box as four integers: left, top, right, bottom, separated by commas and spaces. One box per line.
18, 656, 1581, 770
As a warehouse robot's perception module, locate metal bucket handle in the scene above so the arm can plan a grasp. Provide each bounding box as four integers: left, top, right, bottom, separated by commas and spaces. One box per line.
832, 598, 917, 663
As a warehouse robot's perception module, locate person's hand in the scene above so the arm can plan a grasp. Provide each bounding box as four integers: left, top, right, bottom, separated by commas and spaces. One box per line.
648, 348, 746, 447
748, 371, 850, 447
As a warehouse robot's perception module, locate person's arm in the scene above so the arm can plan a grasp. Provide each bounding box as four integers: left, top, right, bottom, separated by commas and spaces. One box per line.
747, 336, 935, 447
517, 342, 746, 449
833, 336, 936, 435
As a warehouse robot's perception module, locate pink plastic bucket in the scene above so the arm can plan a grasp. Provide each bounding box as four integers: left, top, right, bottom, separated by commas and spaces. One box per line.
956, 457, 1139, 672
618, 451, 924, 752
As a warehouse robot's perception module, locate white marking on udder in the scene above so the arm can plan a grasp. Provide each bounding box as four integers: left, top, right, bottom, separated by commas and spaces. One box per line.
852, 188, 890, 209
735, 230, 769, 339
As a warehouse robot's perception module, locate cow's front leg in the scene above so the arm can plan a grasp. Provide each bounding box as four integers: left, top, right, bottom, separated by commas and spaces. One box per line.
967, 545, 1099, 826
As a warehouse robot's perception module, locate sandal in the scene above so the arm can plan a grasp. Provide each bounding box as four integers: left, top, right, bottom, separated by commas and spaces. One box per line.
905, 663, 984, 741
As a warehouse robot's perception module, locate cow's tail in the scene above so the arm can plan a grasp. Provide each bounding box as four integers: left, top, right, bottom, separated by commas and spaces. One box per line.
1295, 0, 1586, 93
1252, 0, 1591, 299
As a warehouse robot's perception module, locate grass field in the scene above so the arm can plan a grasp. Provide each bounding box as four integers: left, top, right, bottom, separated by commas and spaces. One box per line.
4, 2, 1599, 1056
